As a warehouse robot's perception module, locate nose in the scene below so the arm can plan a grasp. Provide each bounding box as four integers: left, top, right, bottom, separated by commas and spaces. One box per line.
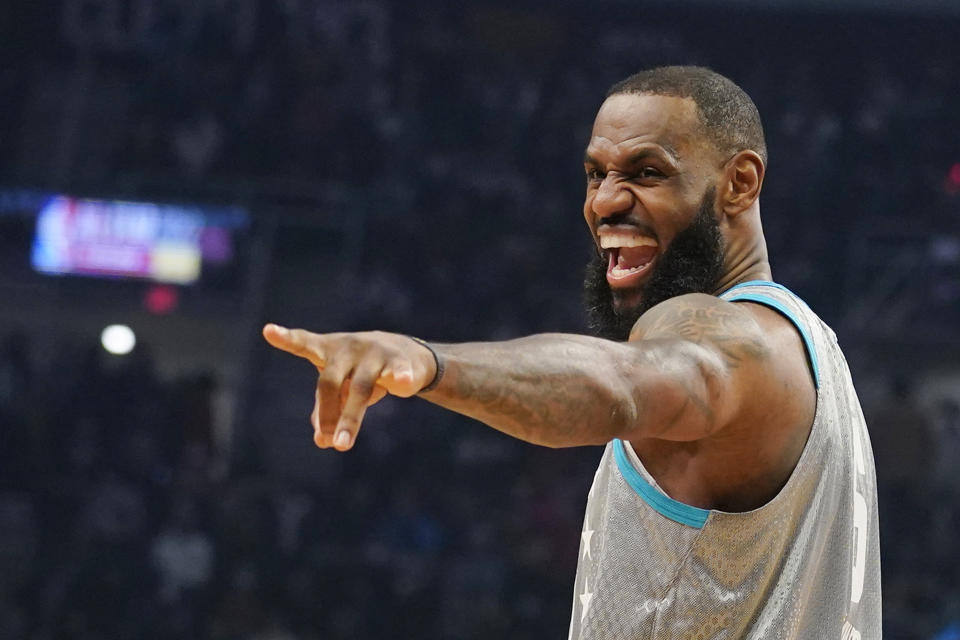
591, 174, 633, 219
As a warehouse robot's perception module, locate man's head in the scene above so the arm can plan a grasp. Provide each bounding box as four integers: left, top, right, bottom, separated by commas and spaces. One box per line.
582, 66, 768, 340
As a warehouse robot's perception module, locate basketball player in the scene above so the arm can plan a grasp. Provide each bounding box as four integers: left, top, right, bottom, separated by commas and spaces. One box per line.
264, 66, 881, 638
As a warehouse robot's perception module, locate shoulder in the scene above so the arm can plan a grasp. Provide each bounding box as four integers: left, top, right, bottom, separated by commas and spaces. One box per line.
629, 293, 770, 364
629, 292, 816, 438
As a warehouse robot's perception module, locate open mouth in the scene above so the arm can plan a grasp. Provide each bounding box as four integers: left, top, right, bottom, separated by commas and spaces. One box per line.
599, 227, 659, 288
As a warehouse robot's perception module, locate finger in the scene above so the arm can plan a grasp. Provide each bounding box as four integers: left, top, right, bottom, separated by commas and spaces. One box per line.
263, 324, 327, 368
311, 389, 333, 448
317, 355, 354, 437
334, 360, 385, 451
313, 379, 336, 448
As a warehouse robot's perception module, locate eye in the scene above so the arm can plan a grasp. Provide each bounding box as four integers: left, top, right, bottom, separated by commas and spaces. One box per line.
637, 167, 664, 179
586, 168, 604, 182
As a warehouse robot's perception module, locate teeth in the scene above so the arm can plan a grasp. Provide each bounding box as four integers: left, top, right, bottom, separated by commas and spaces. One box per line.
610, 264, 649, 277
599, 234, 658, 249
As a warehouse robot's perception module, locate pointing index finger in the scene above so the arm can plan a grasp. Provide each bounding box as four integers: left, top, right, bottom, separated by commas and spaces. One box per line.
262, 324, 327, 368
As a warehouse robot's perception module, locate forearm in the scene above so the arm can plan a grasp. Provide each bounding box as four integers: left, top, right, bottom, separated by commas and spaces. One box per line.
419, 333, 704, 447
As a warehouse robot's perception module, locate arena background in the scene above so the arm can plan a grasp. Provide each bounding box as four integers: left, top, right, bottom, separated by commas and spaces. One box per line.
1, 1, 959, 638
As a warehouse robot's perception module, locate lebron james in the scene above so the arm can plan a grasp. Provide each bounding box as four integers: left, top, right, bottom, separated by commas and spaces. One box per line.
264, 66, 881, 639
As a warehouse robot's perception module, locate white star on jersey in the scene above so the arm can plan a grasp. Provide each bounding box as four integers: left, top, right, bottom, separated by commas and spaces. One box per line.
580, 577, 594, 622
581, 523, 595, 560
574, 464, 603, 632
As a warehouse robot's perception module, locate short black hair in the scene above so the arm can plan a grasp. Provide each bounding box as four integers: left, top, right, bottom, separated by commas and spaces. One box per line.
607, 66, 767, 165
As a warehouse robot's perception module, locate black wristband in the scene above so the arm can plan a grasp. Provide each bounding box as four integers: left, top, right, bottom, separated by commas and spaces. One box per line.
409, 336, 445, 393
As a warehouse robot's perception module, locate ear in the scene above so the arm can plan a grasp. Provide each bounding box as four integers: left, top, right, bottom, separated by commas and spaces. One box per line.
720, 150, 765, 215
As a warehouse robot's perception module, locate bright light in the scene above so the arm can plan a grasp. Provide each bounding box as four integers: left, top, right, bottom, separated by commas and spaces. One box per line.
101, 324, 136, 355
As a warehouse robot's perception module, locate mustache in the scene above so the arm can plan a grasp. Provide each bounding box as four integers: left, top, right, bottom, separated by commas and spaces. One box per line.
593, 216, 658, 245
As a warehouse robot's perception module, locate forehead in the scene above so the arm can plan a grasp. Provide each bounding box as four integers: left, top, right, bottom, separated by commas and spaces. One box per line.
587, 93, 703, 159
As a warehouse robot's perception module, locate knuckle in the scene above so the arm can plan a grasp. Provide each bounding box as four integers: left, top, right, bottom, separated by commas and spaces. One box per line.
390, 355, 411, 371
341, 334, 367, 355
365, 331, 391, 352
294, 329, 313, 347
351, 376, 375, 396
333, 338, 366, 362
317, 375, 339, 393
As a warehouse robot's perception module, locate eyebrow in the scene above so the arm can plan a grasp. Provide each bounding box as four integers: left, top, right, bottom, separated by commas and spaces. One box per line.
583, 145, 678, 167
628, 146, 677, 163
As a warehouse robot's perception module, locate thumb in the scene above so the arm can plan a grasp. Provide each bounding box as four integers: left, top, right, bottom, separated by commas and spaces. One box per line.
377, 361, 424, 398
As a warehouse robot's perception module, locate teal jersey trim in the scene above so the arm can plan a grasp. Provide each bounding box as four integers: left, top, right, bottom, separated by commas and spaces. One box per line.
720, 282, 821, 388
613, 439, 710, 529
721, 279, 797, 297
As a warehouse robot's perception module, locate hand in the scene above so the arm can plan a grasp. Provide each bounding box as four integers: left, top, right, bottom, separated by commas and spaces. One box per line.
262, 324, 437, 451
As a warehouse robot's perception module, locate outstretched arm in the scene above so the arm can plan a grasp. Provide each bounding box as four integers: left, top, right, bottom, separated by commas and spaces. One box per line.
263, 293, 775, 451
421, 293, 772, 446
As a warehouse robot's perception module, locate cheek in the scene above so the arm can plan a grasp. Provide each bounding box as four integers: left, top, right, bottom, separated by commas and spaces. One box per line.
642, 192, 698, 242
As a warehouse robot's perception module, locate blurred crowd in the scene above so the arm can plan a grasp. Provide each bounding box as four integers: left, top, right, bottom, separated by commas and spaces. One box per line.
869, 379, 960, 638
4, 2, 960, 332
2, 0, 960, 639
0, 330, 595, 639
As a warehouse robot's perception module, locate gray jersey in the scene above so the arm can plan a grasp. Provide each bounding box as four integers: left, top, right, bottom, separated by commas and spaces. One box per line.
568, 281, 881, 639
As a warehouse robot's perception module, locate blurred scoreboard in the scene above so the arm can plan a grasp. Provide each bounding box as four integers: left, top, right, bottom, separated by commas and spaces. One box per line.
30, 195, 244, 285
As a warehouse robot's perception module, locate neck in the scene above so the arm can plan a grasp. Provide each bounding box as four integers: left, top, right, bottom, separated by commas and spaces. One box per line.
712, 259, 772, 295
712, 207, 772, 294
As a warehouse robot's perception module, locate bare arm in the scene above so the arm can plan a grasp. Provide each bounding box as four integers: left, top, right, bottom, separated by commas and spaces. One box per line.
419, 334, 669, 447
421, 294, 771, 446
263, 293, 777, 451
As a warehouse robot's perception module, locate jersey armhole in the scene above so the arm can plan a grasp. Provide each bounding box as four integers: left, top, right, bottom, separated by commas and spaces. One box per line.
613, 439, 710, 528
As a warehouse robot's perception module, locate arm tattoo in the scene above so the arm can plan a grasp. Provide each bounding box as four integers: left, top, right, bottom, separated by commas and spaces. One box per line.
441, 339, 626, 445
419, 301, 770, 446
424, 336, 637, 447
642, 304, 770, 369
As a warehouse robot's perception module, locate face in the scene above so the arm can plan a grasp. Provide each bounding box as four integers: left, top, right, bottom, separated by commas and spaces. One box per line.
582, 93, 725, 340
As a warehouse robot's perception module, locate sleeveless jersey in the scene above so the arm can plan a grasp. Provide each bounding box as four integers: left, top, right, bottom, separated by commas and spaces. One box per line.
568, 281, 881, 639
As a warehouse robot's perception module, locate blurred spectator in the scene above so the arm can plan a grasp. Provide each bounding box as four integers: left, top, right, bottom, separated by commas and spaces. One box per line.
931, 397, 960, 496
151, 497, 214, 604
869, 379, 935, 567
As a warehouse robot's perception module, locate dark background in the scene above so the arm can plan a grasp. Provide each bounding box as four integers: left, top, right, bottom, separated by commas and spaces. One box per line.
1, 1, 959, 638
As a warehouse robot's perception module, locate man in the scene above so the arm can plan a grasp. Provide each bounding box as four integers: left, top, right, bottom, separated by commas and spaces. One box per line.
264, 66, 881, 638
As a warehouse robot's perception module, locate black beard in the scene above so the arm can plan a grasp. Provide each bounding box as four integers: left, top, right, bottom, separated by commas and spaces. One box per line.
583, 189, 724, 341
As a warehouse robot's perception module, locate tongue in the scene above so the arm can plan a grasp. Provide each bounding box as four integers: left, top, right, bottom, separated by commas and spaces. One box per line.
616, 245, 657, 269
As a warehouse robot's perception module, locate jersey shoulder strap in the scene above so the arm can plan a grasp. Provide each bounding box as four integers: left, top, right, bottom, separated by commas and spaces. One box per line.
719, 280, 821, 388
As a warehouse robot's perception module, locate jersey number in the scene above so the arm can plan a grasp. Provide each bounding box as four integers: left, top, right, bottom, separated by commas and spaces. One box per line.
849, 421, 868, 607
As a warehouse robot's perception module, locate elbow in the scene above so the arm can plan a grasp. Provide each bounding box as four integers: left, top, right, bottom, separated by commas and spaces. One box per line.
604, 370, 645, 443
